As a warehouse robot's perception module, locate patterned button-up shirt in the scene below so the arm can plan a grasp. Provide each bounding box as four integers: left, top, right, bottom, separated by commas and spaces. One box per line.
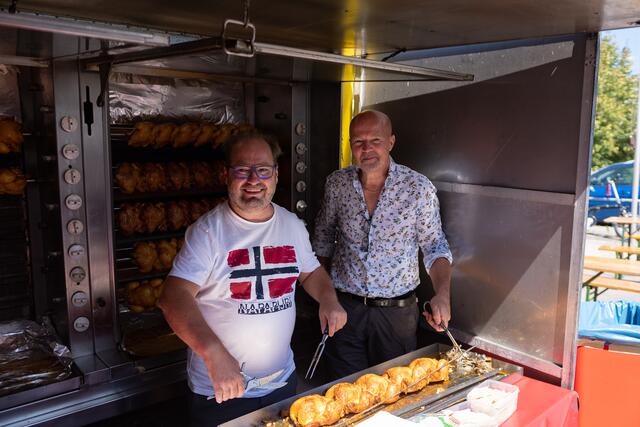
312, 159, 452, 298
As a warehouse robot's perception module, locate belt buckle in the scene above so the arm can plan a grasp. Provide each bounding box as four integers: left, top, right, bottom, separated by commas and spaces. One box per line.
363, 295, 368, 306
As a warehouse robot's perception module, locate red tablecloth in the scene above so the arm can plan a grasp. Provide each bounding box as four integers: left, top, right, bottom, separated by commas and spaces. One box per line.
500, 375, 579, 427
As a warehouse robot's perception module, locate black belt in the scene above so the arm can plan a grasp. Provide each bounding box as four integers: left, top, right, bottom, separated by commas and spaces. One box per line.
338, 290, 417, 307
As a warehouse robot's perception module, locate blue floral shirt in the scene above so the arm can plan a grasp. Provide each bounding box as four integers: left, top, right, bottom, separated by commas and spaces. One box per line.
312, 159, 452, 298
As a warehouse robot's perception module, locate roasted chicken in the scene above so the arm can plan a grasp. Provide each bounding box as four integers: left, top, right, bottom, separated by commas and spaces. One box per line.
141, 202, 166, 233
288, 356, 450, 427
355, 373, 401, 404
126, 278, 164, 312
117, 203, 145, 235
154, 238, 178, 271
152, 123, 177, 149
191, 161, 215, 189
172, 123, 201, 148
289, 395, 343, 427
383, 366, 414, 395
194, 123, 218, 147
128, 122, 155, 147
324, 382, 372, 415
0, 167, 27, 195
166, 200, 190, 231
114, 163, 141, 194
132, 241, 157, 273
166, 162, 192, 191
0, 118, 23, 154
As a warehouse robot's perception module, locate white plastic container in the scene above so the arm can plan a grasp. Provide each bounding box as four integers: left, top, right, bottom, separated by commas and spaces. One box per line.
466, 379, 519, 424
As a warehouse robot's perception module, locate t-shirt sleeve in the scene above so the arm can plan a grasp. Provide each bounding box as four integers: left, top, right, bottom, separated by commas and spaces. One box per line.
169, 221, 214, 287
297, 224, 321, 274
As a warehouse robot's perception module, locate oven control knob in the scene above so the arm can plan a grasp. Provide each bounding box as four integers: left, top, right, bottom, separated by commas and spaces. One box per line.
61, 144, 80, 160
295, 161, 307, 174
67, 219, 84, 235
71, 291, 89, 308
73, 316, 90, 332
60, 116, 79, 133
295, 122, 306, 136
63, 168, 81, 185
296, 200, 307, 212
69, 267, 86, 283
296, 181, 306, 192
295, 143, 307, 155
68, 244, 85, 259
65, 194, 82, 210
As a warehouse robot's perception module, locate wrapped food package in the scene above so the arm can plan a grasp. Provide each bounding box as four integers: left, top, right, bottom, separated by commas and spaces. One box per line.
0, 320, 73, 397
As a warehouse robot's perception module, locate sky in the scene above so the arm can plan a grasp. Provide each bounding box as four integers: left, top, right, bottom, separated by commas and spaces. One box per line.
605, 28, 640, 75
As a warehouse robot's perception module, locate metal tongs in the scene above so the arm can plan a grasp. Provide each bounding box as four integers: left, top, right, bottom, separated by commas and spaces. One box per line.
423, 301, 462, 354
305, 325, 329, 379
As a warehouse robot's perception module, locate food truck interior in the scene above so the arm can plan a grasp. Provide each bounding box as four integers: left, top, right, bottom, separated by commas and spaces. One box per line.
0, 1, 638, 425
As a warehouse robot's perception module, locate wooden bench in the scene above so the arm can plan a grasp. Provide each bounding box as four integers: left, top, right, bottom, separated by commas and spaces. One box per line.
582, 274, 640, 301
598, 244, 640, 258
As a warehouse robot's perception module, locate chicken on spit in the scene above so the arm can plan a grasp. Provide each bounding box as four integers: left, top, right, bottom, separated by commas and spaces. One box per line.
0, 167, 27, 195
128, 122, 155, 147
132, 241, 158, 273
152, 123, 177, 149
117, 203, 145, 235
126, 278, 164, 313
114, 163, 141, 194
141, 202, 167, 234
0, 118, 24, 154
172, 123, 201, 148
166, 200, 190, 231
154, 238, 178, 271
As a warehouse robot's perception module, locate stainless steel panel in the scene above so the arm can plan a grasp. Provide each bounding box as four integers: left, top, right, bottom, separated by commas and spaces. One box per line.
4, 1, 640, 54
439, 190, 573, 369
52, 34, 94, 357
78, 39, 118, 354
363, 35, 593, 382
291, 60, 310, 223
223, 344, 522, 426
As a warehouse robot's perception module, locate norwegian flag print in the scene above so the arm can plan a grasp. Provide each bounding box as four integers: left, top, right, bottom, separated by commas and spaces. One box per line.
227, 245, 299, 300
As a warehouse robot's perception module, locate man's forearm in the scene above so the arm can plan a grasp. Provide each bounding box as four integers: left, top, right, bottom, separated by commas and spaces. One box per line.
158, 279, 224, 359
429, 257, 452, 297
301, 266, 338, 304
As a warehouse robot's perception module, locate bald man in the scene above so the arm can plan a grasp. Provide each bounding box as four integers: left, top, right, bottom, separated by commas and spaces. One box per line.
313, 110, 453, 378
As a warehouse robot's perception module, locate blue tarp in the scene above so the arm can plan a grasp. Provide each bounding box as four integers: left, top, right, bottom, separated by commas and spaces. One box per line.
578, 300, 640, 345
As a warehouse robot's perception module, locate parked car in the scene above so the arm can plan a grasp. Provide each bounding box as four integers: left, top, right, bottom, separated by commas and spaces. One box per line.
588, 160, 634, 228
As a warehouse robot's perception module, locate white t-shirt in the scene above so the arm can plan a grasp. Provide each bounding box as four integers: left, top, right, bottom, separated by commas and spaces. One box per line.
169, 202, 320, 398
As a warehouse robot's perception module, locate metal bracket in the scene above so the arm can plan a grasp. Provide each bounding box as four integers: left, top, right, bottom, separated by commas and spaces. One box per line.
96, 61, 112, 107
222, 19, 256, 58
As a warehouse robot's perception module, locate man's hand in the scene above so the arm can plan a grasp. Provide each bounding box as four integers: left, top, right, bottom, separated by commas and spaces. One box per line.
203, 344, 245, 403
423, 293, 451, 332
299, 266, 347, 337
318, 297, 347, 337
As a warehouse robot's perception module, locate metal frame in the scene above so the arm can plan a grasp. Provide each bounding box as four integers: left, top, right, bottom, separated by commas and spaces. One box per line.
0, 11, 171, 46
561, 33, 599, 388
291, 60, 311, 222
52, 34, 94, 357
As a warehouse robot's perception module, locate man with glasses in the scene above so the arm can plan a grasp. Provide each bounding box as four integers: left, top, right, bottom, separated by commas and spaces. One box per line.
313, 110, 452, 379
159, 131, 346, 426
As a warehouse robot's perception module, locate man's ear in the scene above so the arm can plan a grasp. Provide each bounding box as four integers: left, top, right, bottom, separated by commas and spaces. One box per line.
274, 165, 279, 184
389, 134, 396, 151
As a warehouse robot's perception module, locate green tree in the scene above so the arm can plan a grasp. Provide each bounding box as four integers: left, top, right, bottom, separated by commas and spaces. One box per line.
592, 36, 638, 170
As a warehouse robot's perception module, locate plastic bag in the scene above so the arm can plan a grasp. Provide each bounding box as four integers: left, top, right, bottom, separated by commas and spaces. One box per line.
578, 300, 640, 345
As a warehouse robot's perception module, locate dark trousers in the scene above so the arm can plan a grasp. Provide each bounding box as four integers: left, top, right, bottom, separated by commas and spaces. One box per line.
325, 292, 419, 380
188, 371, 297, 427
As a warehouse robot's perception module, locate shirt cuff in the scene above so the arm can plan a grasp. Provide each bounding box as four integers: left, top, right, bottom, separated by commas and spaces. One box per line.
423, 252, 453, 272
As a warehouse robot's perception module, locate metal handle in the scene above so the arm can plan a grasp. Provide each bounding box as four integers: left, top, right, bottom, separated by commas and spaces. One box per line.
222, 19, 256, 58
